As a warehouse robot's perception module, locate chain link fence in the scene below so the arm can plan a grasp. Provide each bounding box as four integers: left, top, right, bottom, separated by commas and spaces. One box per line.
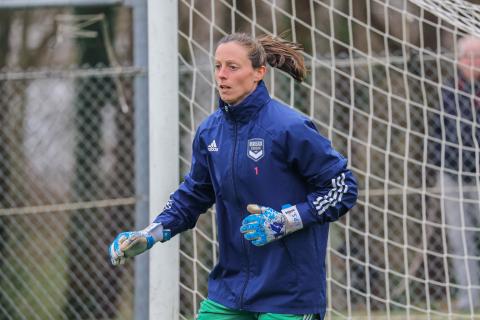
0, 66, 144, 320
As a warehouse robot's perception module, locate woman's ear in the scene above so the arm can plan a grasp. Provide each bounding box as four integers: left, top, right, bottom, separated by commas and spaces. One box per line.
254, 65, 267, 82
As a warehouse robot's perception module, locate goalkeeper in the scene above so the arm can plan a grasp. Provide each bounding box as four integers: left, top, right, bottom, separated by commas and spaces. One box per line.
109, 33, 358, 320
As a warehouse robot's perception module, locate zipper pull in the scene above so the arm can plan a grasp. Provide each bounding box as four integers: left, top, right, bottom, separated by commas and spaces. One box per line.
225, 105, 229, 112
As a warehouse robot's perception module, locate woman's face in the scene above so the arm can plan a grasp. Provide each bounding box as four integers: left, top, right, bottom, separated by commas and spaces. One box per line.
214, 42, 265, 105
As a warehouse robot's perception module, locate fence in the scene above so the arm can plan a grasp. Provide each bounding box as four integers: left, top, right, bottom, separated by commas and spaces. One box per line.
0, 66, 144, 320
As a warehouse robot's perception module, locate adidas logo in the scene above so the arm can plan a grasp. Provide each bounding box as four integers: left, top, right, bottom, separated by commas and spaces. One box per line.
207, 140, 219, 152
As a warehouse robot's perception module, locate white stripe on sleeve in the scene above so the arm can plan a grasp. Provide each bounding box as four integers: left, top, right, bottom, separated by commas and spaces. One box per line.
312, 173, 348, 216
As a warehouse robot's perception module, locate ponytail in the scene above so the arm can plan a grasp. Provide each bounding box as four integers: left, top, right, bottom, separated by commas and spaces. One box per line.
257, 34, 306, 82
217, 33, 307, 82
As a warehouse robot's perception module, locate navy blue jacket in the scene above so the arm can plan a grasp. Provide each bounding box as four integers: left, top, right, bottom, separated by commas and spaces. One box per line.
430, 73, 480, 175
154, 81, 358, 315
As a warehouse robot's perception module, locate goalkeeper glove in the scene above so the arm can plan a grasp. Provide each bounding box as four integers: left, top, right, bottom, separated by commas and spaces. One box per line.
109, 223, 171, 266
240, 204, 303, 246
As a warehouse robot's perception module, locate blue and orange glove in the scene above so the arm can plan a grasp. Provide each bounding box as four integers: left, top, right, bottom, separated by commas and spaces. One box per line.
240, 204, 304, 246
109, 223, 171, 266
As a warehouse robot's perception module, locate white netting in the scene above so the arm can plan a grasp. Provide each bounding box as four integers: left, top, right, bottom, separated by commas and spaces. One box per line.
410, 0, 480, 37
177, 0, 480, 319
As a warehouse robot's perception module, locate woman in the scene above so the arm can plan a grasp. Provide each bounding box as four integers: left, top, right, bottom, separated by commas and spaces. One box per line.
109, 33, 358, 320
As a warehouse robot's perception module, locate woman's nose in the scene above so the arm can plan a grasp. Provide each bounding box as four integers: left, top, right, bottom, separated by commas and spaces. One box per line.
217, 66, 227, 78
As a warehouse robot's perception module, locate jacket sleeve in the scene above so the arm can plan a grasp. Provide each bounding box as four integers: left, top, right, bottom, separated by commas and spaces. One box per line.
285, 119, 358, 227
153, 130, 216, 237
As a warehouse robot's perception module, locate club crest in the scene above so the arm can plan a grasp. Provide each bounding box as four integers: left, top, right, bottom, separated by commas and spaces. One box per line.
247, 138, 264, 161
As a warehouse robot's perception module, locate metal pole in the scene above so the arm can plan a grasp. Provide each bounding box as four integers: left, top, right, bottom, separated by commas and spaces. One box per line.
129, 0, 149, 319
147, 0, 179, 319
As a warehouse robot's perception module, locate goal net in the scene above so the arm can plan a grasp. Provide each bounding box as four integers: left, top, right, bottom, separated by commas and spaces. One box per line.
176, 0, 480, 318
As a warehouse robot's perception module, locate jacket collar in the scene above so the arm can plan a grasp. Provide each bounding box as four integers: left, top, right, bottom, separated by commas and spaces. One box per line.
219, 80, 271, 122
457, 71, 480, 93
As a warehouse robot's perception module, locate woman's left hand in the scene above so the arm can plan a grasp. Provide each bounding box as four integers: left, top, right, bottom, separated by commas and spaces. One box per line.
240, 204, 303, 246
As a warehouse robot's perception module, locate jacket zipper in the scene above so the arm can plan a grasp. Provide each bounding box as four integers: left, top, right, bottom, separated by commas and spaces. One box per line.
230, 118, 250, 309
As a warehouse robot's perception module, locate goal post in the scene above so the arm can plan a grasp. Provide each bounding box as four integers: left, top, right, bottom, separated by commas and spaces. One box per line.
148, 0, 179, 319
152, 0, 480, 319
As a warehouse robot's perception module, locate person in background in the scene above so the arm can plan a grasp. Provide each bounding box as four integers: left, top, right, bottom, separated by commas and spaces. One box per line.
109, 33, 358, 320
432, 34, 480, 311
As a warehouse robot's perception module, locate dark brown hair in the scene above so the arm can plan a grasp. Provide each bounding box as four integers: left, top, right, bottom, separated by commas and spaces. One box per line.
217, 33, 307, 82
